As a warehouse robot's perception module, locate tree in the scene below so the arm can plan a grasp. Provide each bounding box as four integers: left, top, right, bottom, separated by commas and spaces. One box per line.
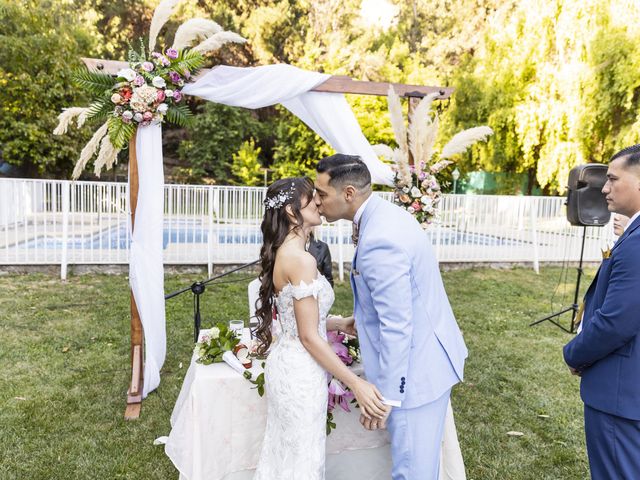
0, 0, 97, 177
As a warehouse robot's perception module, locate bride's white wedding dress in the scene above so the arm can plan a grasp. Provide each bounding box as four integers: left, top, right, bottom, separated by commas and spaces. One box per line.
254, 273, 334, 480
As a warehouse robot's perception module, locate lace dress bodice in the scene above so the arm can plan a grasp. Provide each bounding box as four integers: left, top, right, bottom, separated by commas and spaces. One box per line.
254, 273, 334, 480
273, 274, 334, 344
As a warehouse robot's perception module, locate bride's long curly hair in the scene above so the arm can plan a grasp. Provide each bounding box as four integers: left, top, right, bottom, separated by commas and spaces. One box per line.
254, 177, 315, 355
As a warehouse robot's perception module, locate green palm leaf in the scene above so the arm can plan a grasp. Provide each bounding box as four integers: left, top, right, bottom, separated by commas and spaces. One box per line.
166, 104, 193, 127
86, 97, 113, 122
173, 49, 205, 76
107, 116, 136, 150
72, 68, 116, 96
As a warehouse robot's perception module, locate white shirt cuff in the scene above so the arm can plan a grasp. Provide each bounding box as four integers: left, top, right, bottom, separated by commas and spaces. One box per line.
382, 398, 402, 408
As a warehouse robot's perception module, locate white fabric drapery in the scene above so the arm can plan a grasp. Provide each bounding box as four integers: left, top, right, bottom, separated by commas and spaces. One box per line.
183, 64, 394, 185
129, 123, 166, 397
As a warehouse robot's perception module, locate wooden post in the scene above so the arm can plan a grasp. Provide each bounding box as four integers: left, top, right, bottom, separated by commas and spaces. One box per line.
124, 130, 144, 420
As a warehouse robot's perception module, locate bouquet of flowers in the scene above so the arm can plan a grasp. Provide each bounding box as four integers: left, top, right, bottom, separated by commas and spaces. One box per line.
374, 87, 493, 228
195, 322, 240, 365
325, 330, 360, 434
53, 0, 246, 179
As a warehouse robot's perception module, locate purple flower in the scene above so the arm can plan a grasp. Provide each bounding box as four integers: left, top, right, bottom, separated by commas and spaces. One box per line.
328, 378, 355, 413
183, 69, 191, 80
142, 62, 154, 72
327, 330, 352, 365
172, 90, 182, 102
418, 172, 426, 180
169, 71, 182, 84
133, 75, 145, 86
165, 48, 178, 59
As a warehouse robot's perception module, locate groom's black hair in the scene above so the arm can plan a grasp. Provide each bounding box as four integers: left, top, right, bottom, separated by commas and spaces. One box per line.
316, 154, 371, 189
611, 144, 640, 169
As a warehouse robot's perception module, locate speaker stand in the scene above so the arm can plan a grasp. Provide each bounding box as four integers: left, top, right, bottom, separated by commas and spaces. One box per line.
530, 226, 588, 334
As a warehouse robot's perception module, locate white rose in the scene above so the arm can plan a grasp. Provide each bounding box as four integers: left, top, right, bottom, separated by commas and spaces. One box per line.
110, 93, 122, 104
133, 112, 143, 122
210, 327, 220, 340
122, 110, 133, 120
157, 103, 169, 114
165, 89, 174, 98
152, 76, 166, 88
407, 206, 415, 214
420, 195, 432, 205
117, 68, 137, 82
402, 186, 410, 193
410, 186, 422, 198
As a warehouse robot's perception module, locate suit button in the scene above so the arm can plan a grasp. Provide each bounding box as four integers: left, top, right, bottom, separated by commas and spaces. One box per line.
401, 377, 405, 381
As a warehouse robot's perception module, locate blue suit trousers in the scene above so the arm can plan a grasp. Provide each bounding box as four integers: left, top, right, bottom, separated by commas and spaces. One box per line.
386, 389, 451, 480
585, 405, 640, 479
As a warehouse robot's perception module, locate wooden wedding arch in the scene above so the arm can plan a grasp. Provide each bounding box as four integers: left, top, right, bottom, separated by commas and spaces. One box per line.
80, 57, 453, 419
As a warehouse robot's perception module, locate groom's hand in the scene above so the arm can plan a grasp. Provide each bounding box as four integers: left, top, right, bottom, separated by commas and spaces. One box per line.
360, 405, 392, 430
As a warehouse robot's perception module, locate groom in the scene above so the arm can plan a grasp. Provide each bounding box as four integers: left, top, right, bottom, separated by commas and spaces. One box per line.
564, 145, 640, 479
315, 154, 468, 480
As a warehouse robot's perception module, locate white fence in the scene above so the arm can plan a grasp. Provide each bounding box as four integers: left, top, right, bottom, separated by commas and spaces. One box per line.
0, 178, 615, 279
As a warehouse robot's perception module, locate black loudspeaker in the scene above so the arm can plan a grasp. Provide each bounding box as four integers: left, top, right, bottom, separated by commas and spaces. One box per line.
566, 163, 611, 226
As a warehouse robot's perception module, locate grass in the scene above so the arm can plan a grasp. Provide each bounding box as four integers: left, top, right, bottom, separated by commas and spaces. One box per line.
0, 267, 594, 479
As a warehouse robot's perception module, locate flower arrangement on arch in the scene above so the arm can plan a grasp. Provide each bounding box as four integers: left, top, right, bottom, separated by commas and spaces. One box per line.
53, 0, 246, 180
373, 87, 494, 228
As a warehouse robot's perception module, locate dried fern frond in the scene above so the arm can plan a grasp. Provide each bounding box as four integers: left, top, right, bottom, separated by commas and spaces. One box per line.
372, 144, 396, 162
53, 107, 90, 135
93, 135, 119, 178
387, 86, 407, 153
72, 122, 109, 180
421, 116, 439, 166
172, 18, 223, 50
192, 31, 247, 54
440, 126, 494, 159
408, 92, 439, 171
149, 0, 182, 52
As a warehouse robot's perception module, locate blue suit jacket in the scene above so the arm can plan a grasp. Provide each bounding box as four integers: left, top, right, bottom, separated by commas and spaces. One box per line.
564, 215, 640, 420
350, 195, 468, 409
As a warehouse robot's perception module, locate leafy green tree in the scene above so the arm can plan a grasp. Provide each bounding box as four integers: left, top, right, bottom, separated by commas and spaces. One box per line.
0, 0, 97, 177
177, 102, 265, 183
270, 109, 333, 179
231, 138, 264, 186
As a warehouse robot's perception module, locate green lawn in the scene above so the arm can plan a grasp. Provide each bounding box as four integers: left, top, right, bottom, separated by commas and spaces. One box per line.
0, 267, 594, 479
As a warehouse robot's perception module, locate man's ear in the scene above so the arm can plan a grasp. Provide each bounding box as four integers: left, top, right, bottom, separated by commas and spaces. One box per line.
343, 185, 357, 202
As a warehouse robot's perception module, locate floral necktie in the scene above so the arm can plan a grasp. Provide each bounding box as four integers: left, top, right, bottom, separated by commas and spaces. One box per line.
351, 222, 359, 247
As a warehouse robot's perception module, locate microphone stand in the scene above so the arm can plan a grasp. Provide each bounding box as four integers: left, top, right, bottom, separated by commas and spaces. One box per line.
165, 260, 259, 342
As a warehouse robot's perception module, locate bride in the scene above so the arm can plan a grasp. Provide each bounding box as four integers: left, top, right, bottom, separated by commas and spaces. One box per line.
252, 177, 386, 480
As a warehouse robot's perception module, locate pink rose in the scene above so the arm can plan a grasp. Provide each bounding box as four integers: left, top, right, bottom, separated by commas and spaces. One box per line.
156, 90, 166, 102
411, 201, 422, 212
143, 111, 153, 121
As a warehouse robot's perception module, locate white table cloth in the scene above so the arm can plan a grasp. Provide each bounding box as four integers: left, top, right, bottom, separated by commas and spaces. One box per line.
165, 329, 466, 480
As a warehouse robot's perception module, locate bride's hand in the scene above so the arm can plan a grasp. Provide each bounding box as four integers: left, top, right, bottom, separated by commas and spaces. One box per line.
351, 378, 386, 419
336, 316, 357, 336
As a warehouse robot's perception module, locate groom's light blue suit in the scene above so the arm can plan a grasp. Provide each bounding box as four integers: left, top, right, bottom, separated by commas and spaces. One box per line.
350, 195, 468, 479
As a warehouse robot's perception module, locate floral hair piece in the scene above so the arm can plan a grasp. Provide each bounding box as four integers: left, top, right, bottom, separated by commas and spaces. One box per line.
263, 182, 296, 210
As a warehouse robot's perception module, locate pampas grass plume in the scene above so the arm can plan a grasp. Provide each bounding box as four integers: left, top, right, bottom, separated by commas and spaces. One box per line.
440, 126, 493, 160
72, 122, 109, 180
149, 0, 182, 52
387, 86, 407, 153
192, 31, 246, 54
172, 18, 223, 50
53, 107, 89, 135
